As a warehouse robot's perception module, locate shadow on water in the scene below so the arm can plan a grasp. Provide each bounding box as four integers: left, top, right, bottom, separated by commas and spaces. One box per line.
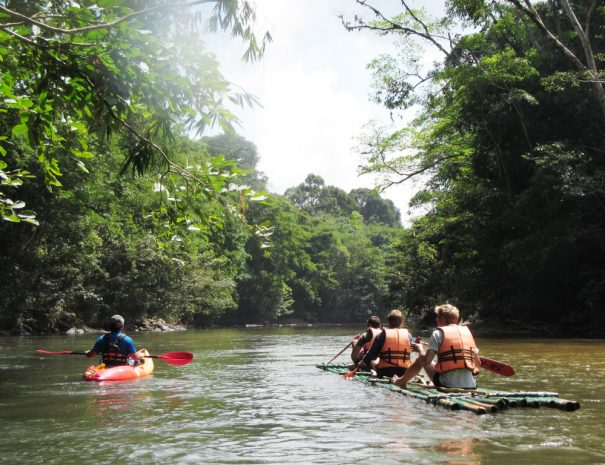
0, 328, 603, 464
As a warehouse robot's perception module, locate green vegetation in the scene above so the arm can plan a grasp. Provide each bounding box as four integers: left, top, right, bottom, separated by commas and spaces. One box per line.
2, 0, 604, 336
347, 0, 605, 335
0, 127, 402, 333
0, 0, 401, 334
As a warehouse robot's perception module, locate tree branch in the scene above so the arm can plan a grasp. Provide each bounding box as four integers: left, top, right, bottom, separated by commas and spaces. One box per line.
342, 0, 452, 59
0, 1, 215, 35
504, 0, 605, 117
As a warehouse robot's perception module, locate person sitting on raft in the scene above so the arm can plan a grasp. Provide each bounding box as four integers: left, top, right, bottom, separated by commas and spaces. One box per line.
357, 309, 417, 379
86, 314, 137, 366
392, 304, 480, 389
350, 315, 382, 368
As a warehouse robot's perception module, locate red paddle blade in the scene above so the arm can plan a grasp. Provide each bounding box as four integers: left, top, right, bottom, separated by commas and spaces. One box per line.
480, 356, 515, 376
342, 367, 359, 379
156, 351, 193, 366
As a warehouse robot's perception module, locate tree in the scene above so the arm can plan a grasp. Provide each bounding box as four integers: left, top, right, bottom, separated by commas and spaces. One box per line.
350, 187, 401, 226
346, 0, 605, 332
0, 0, 271, 225
500, 0, 605, 116
0, 133, 249, 333
285, 174, 325, 213
285, 174, 358, 217
203, 132, 268, 190
234, 194, 315, 323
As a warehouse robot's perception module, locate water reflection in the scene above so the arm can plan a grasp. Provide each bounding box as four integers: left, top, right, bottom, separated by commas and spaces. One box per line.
88, 383, 154, 417
436, 437, 481, 465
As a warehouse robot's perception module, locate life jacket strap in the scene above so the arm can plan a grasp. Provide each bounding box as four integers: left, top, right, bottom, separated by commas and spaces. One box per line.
380, 348, 411, 362
101, 333, 128, 365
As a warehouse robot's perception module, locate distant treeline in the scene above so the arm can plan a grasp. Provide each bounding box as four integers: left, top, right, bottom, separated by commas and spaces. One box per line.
0, 132, 403, 333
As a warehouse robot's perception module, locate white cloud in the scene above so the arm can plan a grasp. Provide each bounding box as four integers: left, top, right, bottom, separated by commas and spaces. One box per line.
206, 0, 429, 224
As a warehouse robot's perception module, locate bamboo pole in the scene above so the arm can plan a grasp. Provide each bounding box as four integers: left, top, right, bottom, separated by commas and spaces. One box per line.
449, 397, 487, 415
318, 363, 580, 413
547, 398, 581, 411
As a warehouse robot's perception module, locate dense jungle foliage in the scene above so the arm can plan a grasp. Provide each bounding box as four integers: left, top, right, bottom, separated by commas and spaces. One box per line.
2, 0, 605, 336
348, 0, 605, 335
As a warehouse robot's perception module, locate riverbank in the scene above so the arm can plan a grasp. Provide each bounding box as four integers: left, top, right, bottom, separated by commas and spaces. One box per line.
2, 317, 603, 338
0, 318, 187, 337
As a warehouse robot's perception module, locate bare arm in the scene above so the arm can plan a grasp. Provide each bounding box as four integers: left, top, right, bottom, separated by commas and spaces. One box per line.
351, 345, 362, 362
420, 348, 437, 367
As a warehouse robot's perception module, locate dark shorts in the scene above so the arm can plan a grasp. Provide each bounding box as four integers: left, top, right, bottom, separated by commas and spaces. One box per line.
376, 366, 406, 379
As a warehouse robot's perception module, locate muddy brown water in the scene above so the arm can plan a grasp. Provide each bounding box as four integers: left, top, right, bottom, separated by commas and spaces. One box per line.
1, 328, 602, 464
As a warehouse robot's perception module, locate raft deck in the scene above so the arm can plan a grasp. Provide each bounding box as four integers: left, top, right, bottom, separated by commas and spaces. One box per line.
317, 363, 580, 415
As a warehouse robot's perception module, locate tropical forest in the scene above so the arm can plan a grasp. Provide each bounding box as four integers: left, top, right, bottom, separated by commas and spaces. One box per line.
1, 0, 604, 338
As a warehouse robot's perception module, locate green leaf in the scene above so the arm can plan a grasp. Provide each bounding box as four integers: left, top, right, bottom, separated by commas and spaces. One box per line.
17, 210, 36, 219
21, 217, 40, 226
11, 124, 28, 137
75, 160, 90, 174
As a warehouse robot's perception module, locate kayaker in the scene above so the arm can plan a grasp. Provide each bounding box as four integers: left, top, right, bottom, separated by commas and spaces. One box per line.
391, 304, 480, 389
357, 309, 417, 379
350, 315, 382, 368
86, 315, 137, 366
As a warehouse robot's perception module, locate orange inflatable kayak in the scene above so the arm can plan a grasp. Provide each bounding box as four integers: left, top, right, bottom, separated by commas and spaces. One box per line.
83, 349, 154, 382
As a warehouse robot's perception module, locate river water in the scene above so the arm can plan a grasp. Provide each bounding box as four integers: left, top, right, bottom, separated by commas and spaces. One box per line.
1, 327, 603, 465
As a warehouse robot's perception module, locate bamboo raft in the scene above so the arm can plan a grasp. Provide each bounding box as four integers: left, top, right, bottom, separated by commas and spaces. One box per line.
317, 363, 580, 415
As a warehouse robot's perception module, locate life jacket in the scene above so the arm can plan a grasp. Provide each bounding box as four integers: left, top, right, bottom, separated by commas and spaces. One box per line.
363, 327, 382, 351
101, 333, 129, 366
378, 328, 412, 369
435, 325, 479, 374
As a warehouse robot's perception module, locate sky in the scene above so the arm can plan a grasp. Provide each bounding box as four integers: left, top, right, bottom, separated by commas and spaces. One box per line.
207, 0, 428, 224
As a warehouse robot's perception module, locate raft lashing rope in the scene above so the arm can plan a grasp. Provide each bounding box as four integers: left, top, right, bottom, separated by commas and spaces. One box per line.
317, 363, 580, 415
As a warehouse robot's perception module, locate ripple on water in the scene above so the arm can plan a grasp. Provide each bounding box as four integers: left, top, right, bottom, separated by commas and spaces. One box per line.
0, 332, 603, 465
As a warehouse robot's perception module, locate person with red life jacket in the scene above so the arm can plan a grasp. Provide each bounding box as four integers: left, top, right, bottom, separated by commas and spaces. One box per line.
350, 315, 382, 364
357, 309, 417, 379
391, 304, 480, 389
86, 315, 137, 366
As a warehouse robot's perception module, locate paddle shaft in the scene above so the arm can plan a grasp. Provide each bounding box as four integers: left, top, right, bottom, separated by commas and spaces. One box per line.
326, 340, 353, 365
36, 349, 193, 365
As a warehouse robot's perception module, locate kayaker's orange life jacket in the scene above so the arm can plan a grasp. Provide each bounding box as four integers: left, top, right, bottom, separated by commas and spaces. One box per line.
101, 333, 129, 366
435, 325, 479, 374
378, 328, 412, 369
363, 327, 382, 351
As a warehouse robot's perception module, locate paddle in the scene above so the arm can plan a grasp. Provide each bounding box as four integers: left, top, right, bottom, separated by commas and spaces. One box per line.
36, 350, 193, 366
417, 341, 514, 377
477, 355, 514, 376
326, 340, 353, 365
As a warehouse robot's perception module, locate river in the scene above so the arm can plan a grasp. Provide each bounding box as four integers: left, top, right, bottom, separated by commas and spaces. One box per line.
0, 327, 603, 465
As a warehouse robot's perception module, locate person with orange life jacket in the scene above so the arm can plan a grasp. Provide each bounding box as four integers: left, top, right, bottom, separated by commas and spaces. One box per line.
392, 304, 480, 389
350, 315, 382, 368
86, 315, 137, 366
357, 309, 417, 379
